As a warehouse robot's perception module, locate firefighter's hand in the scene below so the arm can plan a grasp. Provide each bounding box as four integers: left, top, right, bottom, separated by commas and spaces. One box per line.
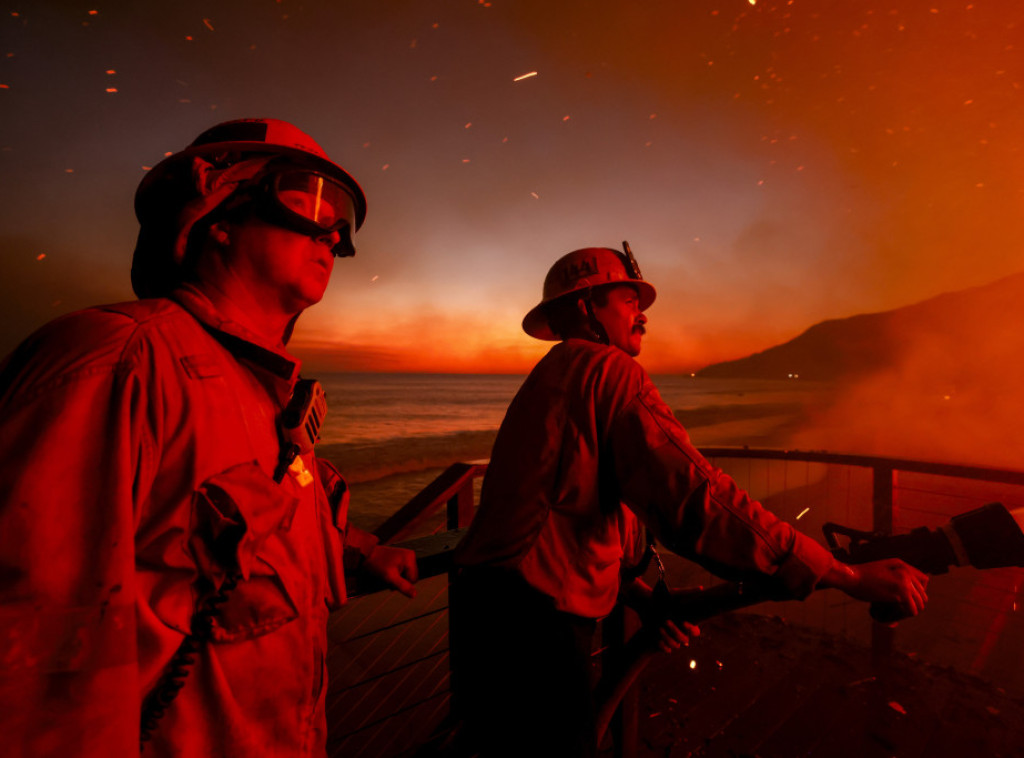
364, 545, 419, 598
823, 557, 929, 618
655, 618, 700, 654
621, 579, 700, 653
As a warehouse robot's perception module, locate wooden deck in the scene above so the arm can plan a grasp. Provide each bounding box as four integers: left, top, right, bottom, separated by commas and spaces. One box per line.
325, 570, 1024, 758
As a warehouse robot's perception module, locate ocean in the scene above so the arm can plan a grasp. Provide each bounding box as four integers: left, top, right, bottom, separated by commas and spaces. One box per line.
312, 372, 835, 531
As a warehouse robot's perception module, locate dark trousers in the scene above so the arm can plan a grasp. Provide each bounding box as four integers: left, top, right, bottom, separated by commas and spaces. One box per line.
449, 567, 598, 758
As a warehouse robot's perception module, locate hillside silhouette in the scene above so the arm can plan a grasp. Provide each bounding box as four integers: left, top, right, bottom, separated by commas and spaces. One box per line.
698, 271, 1024, 469
697, 271, 1024, 384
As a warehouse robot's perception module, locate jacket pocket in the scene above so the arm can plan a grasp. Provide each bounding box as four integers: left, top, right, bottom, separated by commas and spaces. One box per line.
189, 462, 301, 641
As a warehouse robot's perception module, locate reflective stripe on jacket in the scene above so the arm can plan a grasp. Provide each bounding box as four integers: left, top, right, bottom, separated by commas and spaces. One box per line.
0, 286, 377, 757
454, 339, 834, 618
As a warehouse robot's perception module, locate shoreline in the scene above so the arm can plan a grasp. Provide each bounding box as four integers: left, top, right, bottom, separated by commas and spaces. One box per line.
326, 403, 809, 532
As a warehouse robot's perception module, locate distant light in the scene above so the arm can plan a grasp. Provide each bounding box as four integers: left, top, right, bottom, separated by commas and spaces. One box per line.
36, 254, 46, 261
88, 9, 99, 15
106, 69, 116, 75
513, 71, 538, 82
464, 122, 472, 129
105, 87, 118, 93
689, 659, 697, 670
203, 18, 215, 31
562, 115, 570, 121
690, 373, 695, 378
749, 0, 756, 5
530, 192, 539, 199
381, 164, 389, 171
371, 275, 379, 283
796, 507, 810, 520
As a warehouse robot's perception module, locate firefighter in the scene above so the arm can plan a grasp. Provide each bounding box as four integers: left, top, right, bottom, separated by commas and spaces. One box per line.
450, 245, 929, 757
0, 118, 417, 756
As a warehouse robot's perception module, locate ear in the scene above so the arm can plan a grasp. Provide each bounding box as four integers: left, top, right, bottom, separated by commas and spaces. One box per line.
208, 221, 231, 248
575, 297, 590, 318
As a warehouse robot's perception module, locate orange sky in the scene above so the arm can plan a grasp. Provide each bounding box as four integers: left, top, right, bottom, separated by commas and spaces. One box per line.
3, 1, 1023, 373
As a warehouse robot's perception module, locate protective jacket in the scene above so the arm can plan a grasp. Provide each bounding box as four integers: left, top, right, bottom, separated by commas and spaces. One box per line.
455, 338, 835, 618
0, 285, 378, 757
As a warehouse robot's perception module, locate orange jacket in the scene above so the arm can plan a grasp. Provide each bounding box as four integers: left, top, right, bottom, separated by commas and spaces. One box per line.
0, 286, 377, 757
455, 339, 835, 618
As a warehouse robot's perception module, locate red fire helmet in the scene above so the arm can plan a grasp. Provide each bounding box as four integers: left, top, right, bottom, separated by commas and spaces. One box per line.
522, 245, 657, 340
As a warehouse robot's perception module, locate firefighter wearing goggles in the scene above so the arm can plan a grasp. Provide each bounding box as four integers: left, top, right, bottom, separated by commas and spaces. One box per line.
0, 118, 418, 757
132, 117, 367, 299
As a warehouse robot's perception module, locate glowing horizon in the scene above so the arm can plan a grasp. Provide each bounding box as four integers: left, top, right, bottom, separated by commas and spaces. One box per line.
3, 2, 1024, 377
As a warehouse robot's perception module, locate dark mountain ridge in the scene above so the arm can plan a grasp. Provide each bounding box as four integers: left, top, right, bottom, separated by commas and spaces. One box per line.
697, 271, 1024, 383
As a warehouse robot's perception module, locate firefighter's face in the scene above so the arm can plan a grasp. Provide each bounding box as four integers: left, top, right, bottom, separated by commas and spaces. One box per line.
217, 215, 338, 313
592, 284, 647, 356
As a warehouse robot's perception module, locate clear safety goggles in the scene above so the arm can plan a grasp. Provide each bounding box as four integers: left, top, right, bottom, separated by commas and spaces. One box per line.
252, 169, 359, 256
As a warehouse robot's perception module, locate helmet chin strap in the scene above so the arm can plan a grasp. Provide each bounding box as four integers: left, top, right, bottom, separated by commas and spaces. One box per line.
583, 297, 610, 345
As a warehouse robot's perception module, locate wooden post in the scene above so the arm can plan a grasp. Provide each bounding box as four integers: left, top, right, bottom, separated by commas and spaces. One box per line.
446, 481, 475, 530
871, 465, 896, 661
